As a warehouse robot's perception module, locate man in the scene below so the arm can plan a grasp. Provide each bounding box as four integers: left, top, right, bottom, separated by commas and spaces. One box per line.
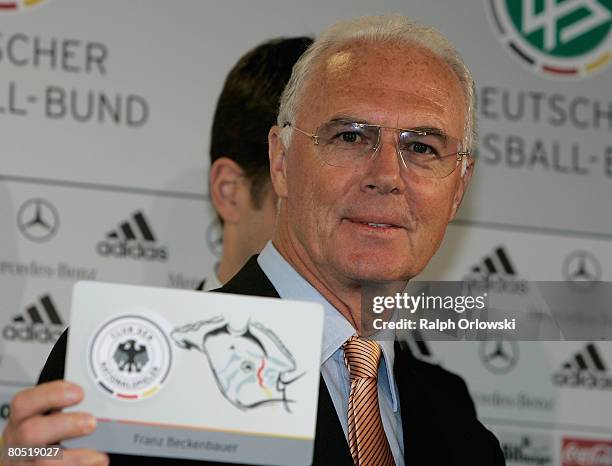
3, 16, 505, 466
203, 36, 313, 290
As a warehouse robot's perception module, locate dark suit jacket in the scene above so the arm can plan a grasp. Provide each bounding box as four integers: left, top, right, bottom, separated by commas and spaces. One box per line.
39, 256, 505, 465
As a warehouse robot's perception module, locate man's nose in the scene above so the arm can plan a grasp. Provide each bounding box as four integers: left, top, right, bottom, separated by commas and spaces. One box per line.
360, 135, 405, 195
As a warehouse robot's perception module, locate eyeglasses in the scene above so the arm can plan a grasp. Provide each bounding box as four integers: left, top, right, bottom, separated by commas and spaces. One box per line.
284, 119, 470, 179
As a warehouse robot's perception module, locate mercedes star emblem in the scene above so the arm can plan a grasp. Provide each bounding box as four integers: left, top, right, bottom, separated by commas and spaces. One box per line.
479, 340, 519, 374
17, 198, 59, 242
563, 250, 602, 288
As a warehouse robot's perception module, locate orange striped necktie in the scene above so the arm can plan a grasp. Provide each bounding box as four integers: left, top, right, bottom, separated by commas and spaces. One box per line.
343, 335, 396, 466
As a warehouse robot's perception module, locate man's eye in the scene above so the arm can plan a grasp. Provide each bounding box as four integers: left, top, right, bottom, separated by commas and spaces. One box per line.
407, 141, 436, 155
338, 131, 362, 144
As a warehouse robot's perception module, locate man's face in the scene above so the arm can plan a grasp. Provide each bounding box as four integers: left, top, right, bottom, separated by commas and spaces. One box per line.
275, 43, 471, 285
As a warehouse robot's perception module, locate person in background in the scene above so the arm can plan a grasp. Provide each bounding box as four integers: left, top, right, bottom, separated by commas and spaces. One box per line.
201, 36, 313, 290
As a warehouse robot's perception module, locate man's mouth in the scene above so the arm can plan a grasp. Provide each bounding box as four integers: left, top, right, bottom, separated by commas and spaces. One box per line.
346, 218, 403, 230
360, 222, 396, 228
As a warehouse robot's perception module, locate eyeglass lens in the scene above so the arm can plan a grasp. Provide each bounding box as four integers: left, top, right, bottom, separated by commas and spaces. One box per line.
315, 120, 460, 178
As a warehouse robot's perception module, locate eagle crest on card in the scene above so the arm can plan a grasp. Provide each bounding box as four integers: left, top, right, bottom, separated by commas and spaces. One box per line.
171, 316, 302, 411
113, 339, 149, 373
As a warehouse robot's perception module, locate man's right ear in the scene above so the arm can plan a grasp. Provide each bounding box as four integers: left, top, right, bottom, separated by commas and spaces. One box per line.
209, 157, 244, 224
268, 126, 289, 199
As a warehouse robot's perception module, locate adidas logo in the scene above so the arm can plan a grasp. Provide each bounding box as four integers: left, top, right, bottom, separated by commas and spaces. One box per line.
470, 246, 516, 277
553, 343, 612, 391
96, 210, 168, 261
2, 294, 65, 344
465, 246, 527, 294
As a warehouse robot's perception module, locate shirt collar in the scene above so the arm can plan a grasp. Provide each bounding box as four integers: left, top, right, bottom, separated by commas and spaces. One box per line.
257, 241, 399, 411
202, 261, 223, 292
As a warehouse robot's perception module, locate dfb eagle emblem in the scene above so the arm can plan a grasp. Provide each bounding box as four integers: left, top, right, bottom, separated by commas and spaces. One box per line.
113, 339, 149, 373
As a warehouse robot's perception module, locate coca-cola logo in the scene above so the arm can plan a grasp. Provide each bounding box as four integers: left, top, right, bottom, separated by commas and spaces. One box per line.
562, 438, 612, 466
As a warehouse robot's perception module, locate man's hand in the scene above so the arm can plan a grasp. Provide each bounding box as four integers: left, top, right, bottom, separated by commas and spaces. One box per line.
2, 381, 108, 466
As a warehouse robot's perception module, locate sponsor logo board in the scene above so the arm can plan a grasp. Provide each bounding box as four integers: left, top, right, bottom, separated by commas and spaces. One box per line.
553, 343, 612, 390
96, 210, 168, 262
499, 431, 553, 465
487, 0, 612, 78
2, 293, 64, 344
562, 437, 612, 466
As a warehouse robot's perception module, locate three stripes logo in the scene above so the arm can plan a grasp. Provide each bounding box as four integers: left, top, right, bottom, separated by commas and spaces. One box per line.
465, 246, 527, 294
553, 343, 612, 391
470, 246, 516, 277
96, 210, 168, 261
2, 294, 65, 344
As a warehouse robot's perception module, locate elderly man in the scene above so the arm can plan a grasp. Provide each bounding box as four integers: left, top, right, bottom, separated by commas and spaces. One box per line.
3, 16, 505, 466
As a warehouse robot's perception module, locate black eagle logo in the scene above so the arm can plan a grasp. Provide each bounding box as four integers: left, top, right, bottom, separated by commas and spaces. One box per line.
113, 339, 149, 373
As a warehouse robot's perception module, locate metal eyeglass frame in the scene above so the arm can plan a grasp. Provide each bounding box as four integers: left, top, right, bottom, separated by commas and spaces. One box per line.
283, 120, 470, 178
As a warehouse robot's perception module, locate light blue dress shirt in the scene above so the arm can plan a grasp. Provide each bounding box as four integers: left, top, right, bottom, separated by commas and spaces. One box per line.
257, 241, 405, 466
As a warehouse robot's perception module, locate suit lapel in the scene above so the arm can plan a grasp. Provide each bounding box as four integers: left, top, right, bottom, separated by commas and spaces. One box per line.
395, 342, 466, 465
312, 374, 354, 465
216, 255, 279, 298
395, 341, 445, 464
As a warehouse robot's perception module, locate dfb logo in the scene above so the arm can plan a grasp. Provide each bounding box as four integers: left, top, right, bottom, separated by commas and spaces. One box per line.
487, 0, 612, 79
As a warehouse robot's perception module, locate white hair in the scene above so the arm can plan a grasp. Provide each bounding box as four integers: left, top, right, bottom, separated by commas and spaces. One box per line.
278, 15, 477, 154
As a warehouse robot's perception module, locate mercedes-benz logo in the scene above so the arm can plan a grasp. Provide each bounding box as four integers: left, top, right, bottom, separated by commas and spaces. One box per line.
205, 219, 223, 258
563, 251, 602, 289
17, 198, 59, 242
479, 340, 519, 374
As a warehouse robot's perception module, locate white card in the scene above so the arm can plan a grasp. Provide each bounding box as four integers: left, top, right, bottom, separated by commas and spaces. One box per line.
64, 281, 324, 465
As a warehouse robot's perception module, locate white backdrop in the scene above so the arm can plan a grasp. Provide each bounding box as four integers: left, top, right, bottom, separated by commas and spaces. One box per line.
1, 1, 611, 464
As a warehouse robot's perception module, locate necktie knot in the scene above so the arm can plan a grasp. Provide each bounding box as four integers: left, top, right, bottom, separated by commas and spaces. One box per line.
343, 335, 382, 380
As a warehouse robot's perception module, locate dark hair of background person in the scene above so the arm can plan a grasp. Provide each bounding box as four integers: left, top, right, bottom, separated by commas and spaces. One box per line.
210, 36, 313, 218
